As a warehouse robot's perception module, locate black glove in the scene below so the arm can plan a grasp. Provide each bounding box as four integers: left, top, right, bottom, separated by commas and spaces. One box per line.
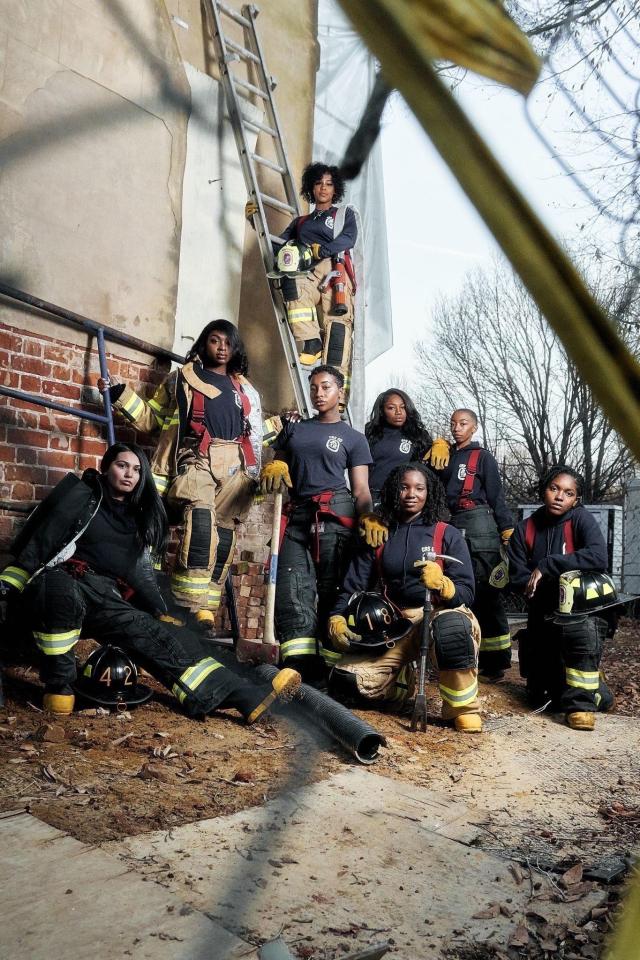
0, 582, 18, 625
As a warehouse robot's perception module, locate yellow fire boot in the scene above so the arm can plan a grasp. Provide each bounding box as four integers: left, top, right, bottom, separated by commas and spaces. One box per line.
454, 713, 482, 733
195, 610, 215, 627
43, 691, 75, 715
246, 668, 302, 725
566, 711, 595, 731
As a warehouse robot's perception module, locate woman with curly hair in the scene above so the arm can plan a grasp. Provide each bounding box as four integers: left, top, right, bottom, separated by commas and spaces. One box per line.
504, 465, 614, 730
99, 319, 262, 626
250, 161, 359, 405
365, 388, 452, 504
326, 462, 483, 731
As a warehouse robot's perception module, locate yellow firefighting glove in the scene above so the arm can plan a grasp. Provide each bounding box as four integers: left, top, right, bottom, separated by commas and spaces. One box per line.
245, 199, 258, 220
501, 527, 514, 545
359, 513, 389, 548
328, 615, 361, 652
424, 437, 450, 471
419, 561, 456, 600
310, 242, 323, 260
260, 460, 292, 494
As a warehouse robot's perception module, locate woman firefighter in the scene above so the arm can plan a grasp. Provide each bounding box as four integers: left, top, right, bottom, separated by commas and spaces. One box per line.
260, 365, 373, 683
247, 162, 359, 406
98, 319, 261, 627
327, 462, 482, 731
501, 465, 618, 730
0, 443, 299, 719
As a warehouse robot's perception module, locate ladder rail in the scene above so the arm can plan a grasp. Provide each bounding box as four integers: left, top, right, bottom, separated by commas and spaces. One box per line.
203, 0, 313, 418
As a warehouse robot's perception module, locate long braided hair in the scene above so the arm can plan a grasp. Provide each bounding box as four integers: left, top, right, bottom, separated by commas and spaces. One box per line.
379, 461, 448, 527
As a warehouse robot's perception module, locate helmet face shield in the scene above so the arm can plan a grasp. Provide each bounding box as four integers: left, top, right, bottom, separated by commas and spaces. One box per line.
74, 645, 152, 707
346, 592, 413, 654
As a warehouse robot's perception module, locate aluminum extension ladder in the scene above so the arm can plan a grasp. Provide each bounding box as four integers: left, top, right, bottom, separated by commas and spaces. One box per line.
203, 0, 315, 418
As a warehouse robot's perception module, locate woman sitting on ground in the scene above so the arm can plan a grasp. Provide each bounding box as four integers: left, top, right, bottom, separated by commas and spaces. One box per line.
0, 443, 298, 720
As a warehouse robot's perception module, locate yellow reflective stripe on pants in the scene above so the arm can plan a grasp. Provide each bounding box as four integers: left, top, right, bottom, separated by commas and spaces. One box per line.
287, 307, 315, 324
122, 392, 145, 421
172, 658, 223, 703
171, 572, 210, 596
566, 667, 600, 690
152, 473, 170, 495
208, 585, 223, 609
439, 678, 478, 707
34, 628, 81, 655
281, 637, 317, 659
480, 633, 511, 651
320, 644, 343, 666
0, 565, 29, 592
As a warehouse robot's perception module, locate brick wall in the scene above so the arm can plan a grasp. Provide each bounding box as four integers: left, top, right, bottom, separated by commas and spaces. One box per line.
0, 320, 275, 635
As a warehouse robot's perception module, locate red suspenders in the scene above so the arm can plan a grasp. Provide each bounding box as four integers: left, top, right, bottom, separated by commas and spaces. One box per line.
524, 516, 575, 554
189, 381, 257, 467
457, 448, 482, 510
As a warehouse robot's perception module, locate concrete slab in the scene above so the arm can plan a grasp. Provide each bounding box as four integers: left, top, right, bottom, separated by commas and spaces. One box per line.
0, 809, 245, 960
109, 769, 604, 958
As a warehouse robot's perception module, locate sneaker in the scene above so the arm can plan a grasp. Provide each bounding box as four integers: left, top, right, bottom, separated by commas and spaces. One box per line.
246, 668, 302, 725
566, 711, 595, 731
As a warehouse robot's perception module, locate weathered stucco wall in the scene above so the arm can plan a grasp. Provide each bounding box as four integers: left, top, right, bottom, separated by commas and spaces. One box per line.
0, 0, 190, 350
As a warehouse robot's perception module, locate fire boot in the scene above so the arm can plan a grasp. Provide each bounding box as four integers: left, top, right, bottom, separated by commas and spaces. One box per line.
566, 711, 595, 731
43, 684, 75, 715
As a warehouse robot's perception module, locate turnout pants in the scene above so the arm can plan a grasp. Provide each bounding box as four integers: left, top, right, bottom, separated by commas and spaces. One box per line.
275, 491, 356, 681
519, 606, 613, 714
167, 440, 255, 613
24, 566, 268, 718
451, 506, 511, 673
284, 258, 354, 402
331, 605, 481, 719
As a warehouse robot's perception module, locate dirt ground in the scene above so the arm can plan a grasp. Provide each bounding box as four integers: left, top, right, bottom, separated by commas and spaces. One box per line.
1, 621, 639, 959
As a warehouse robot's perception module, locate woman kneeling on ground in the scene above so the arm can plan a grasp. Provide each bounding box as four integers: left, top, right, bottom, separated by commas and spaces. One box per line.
0, 443, 298, 720
503, 465, 615, 731
327, 462, 483, 732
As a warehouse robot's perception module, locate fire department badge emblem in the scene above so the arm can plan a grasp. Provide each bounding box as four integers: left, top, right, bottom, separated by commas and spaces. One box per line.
399, 439, 411, 454
457, 464, 467, 481
325, 215, 334, 229
326, 436, 343, 453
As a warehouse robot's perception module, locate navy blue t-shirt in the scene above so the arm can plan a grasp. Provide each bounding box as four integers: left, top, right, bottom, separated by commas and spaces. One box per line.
275, 418, 372, 498
197, 369, 243, 442
368, 427, 425, 494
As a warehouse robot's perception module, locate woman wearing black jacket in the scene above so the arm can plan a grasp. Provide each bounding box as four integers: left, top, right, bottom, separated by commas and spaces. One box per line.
0, 443, 298, 719
505, 465, 613, 730
327, 462, 482, 732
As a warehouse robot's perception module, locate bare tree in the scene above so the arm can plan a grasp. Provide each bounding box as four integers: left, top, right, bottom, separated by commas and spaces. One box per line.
415, 257, 639, 503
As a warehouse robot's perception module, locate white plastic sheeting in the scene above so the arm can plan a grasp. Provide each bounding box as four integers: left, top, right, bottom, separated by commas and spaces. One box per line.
314, 0, 393, 426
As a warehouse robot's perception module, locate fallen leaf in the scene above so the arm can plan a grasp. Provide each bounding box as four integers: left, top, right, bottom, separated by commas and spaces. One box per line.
472, 904, 500, 919
137, 764, 174, 783
112, 733, 135, 747
35, 724, 66, 743
560, 864, 584, 887
509, 864, 524, 885
42, 764, 58, 782
509, 924, 529, 948
232, 769, 254, 783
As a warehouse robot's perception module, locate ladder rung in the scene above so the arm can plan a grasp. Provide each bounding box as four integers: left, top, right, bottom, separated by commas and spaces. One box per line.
243, 116, 277, 138
217, 1, 250, 27
231, 75, 269, 101
253, 153, 286, 174
269, 234, 284, 245
260, 193, 296, 214
224, 37, 260, 64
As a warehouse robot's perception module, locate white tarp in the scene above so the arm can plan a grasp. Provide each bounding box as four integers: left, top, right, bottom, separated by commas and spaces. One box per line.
314, 0, 393, 422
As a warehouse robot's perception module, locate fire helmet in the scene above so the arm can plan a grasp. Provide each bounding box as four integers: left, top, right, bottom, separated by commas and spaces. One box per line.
555, 570, 634, 620
74, 645, 152, 707
345, 591, 412, 654
276, 241, 313, 275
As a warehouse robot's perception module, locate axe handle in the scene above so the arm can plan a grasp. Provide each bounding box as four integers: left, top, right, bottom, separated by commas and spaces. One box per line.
263, 491, 283, 647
